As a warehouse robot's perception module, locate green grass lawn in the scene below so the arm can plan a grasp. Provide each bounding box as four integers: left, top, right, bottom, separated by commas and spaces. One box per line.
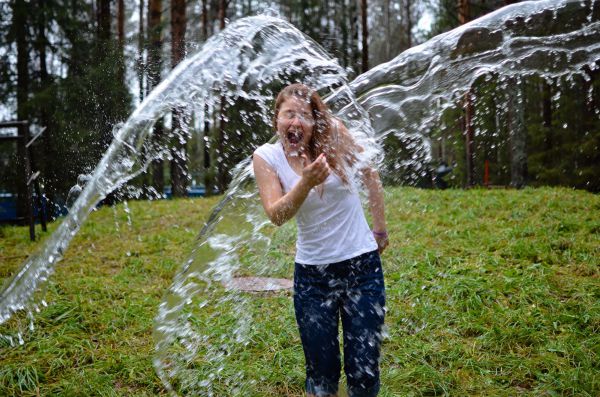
0, 187, 599, 396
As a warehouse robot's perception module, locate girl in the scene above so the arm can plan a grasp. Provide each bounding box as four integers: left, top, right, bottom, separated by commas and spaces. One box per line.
253, 83, 388, 397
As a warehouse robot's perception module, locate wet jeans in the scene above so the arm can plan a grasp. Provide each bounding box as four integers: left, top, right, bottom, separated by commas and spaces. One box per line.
294, 250, 386, 397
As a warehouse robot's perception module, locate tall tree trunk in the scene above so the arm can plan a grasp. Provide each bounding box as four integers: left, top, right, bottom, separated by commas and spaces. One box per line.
300, 0, 309, 33
96, 0, 113, 150
13, 0, 29, 222
117, 0, 124, 47
201, 0, 214, 196
35, 0, 58, 216
508, 78, 528, 188
458, 0, 470, 25
360, 0, 369, 73
350, 0, 360, 74
117, 0, 125, 85
383, 0, 390, 60
219, 0, 226, 30
541, 79, 552, 157
582, 66, 598, 116
148, 0, 165, 193
464, 93, 475, 186
97, 0, 111, 44
341, 0, 349, 68
404, 0, 412, 48
458, 0, 474, 186
326, 0, 334, 58
138, 0, 145, 103
202, 0, 209, 41
147, 0, 163, 91
216, 0, 228, 193
170, 0, 188, 197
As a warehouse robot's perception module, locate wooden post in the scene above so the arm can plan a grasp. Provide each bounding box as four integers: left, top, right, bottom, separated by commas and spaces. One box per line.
21, 122, 35, 240
1, 121, 44, 240
34, 177, 46, 232
26, 127, 47, 232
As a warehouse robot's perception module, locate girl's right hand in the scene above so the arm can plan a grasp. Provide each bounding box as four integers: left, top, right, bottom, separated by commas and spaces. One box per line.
301, 153, 330, 188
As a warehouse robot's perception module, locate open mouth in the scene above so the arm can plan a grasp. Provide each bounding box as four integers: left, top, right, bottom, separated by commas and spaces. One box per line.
287, 130, 303, 145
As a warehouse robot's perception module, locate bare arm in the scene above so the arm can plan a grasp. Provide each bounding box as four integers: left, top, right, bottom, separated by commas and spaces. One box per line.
335, 119, 389, 253
253, 153, 329, 226
361, 165, 389, 254
361, 167, 387, 232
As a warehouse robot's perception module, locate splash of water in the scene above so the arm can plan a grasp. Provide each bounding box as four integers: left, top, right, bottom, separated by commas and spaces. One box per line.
0, 0, 598, 394
154, 1, 600, 394
0, 14, 364, 321
350, 0, 600, 182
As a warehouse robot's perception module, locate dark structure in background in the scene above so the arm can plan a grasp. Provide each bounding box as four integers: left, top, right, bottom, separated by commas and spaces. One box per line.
0, 121, 47, 241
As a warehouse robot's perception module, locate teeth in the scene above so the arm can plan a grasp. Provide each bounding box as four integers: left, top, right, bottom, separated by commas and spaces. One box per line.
287, 130, 302, 144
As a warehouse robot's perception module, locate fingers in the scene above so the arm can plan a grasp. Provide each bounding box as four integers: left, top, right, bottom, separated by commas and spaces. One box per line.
317, 155, 330, 183
376, 236, 389, 254
316, 154, 328, 172
306, 154, 330, 174
300, 153, 310, 168
318, 165, 330, 184
301, 153, 330, 187
312, 165, 329, 185
301, 153, 324, 168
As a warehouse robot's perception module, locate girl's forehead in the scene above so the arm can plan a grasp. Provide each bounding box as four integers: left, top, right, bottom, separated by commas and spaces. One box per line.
280, 96, 312, 111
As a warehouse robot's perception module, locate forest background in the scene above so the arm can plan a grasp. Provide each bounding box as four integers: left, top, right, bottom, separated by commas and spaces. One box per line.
1, 0, 599, 222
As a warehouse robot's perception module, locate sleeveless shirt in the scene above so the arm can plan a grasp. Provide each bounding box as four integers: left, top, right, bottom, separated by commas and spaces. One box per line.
254, 141, 378, 265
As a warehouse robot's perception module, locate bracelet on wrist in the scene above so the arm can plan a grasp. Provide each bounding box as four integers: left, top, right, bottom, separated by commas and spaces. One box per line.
372, 230, 388, 238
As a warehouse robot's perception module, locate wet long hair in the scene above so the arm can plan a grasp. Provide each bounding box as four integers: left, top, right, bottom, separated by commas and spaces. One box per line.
273, 83, 357, 185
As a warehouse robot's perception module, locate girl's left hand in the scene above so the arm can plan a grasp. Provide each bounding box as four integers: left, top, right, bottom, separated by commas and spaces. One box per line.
373, 231, 389, 254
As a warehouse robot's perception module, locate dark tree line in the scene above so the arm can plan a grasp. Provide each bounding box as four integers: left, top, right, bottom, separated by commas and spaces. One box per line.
1, 0, 398, 218
0, 0, 598, 225
424, 0, 600, 191
1, 0, 130, 220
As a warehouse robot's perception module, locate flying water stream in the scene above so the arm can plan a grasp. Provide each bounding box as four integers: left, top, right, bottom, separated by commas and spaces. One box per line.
1, 0, 599, 394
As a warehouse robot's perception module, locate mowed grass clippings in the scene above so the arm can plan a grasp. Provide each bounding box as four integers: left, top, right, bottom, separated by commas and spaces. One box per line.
0, 187, 599, 396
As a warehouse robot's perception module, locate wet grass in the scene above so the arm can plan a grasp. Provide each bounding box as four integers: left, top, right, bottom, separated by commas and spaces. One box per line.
0, 187, 599, 396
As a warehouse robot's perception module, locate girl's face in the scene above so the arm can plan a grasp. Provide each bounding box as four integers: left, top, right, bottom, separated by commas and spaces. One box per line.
276, 96, 314, 156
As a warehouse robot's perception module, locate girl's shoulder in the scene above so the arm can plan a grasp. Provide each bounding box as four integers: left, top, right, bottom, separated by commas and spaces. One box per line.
253, 140, 284, 170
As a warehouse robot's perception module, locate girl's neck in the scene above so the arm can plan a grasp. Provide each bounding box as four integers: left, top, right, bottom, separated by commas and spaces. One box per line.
283, 145, 311, 162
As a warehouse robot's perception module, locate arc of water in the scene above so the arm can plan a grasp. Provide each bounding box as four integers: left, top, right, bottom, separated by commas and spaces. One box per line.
0, 0, 598, 393
152, 1, 600, 394
351, 0, 600, 180
4, 0, 597, 329
0, 15, 352, 329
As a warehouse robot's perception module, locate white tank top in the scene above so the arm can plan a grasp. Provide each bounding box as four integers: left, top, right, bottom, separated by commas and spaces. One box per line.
254, 141, 378, 265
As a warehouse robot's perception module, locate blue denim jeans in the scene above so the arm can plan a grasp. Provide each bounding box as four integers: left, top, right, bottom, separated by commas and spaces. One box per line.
294, 250, 386, 397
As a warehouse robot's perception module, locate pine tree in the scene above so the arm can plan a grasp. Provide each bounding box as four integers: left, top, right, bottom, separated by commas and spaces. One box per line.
170, 0, 189, 197
148, 0, 165, 193
361, 0, 369, 72
12, 0, 30, 221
